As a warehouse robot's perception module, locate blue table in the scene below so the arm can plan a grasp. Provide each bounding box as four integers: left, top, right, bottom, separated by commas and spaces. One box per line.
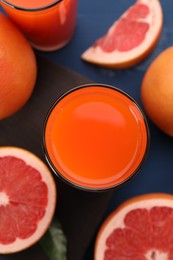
1, 0, 173, 259
44, 0, 173, 217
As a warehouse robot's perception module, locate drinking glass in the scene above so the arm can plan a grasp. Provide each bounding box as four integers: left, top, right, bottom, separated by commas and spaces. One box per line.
0, 0, 78, 51
43, 84, 150, 191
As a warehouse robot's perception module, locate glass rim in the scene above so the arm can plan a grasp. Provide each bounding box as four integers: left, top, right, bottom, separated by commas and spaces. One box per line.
42, 83, 150, 192
0, 0, 63, 12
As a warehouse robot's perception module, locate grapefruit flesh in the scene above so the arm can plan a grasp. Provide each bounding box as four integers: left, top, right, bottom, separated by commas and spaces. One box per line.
81, 0, 163, 69
0, 147, 56, 254
95, 193, 173, 259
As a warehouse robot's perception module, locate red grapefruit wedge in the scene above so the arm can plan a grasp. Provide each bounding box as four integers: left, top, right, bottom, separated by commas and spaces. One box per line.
95, 193, 173, 259
0, 146, 57, 254
81, 0, 163, 69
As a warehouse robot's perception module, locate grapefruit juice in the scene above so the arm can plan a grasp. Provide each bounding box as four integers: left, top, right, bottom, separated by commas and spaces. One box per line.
43, 84, 149, 191
0, 0, 78, 51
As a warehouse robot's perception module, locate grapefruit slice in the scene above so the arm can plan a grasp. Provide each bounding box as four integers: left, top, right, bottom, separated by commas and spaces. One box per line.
0, 146, 57, 254
81, 0, 163, 69
95, 193, 173, 259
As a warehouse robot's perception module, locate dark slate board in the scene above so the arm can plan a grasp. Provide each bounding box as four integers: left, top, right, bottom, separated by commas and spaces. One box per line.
0, 54, 114, 260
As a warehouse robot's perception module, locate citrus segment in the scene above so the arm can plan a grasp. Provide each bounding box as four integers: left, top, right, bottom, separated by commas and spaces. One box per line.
95, 193, 173, 259
81, 0, 163, 69
97, 3, 150, 53
0, 147, 56, 254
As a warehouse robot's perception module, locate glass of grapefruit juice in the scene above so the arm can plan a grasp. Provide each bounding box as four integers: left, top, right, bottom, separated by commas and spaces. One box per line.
43, 84, 150, 192
0, 0, 78, 51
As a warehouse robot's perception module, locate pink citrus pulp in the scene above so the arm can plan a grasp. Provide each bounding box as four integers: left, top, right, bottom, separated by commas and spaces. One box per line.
0, 146, 56, 254
95, 193, 173, 259
81, 0, 163, 69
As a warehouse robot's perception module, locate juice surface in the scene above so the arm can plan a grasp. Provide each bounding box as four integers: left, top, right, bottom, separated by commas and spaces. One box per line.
3, 0, 60, 9
44, 86, 148, 190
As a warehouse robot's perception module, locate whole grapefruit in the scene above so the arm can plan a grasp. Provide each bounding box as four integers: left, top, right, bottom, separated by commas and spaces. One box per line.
0, 146, 57, 254
81, 0, 163, 69
141, 47, 173, 137
95, 193, 173, 259
0, 13, 37, 120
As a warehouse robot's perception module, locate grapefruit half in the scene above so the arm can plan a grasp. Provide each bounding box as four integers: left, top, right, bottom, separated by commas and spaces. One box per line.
0, 146, 57, 254
81, 0, 163, 69
95, 193, 173, 259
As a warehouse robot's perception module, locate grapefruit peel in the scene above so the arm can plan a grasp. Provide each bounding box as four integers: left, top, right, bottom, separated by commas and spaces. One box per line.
81, 0, 163, 69
0, 146, 57, 254
0, 13, 37, 120
141, 46, 173, 137
95, 193, 173, 259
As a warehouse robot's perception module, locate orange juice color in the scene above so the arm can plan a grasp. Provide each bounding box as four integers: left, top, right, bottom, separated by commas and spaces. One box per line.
44, 85, 149, 191
1, 0, 78, 51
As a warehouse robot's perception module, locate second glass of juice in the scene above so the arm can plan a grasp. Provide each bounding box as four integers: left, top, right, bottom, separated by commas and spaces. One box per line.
0, 0, 78, 51
43, 84, 150, 192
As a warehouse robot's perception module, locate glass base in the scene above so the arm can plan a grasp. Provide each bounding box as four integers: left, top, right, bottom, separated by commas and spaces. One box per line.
31, 38, 70, 52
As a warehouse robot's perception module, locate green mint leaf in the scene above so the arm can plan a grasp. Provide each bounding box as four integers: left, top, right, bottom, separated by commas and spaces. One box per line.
40, 218, 67, 260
